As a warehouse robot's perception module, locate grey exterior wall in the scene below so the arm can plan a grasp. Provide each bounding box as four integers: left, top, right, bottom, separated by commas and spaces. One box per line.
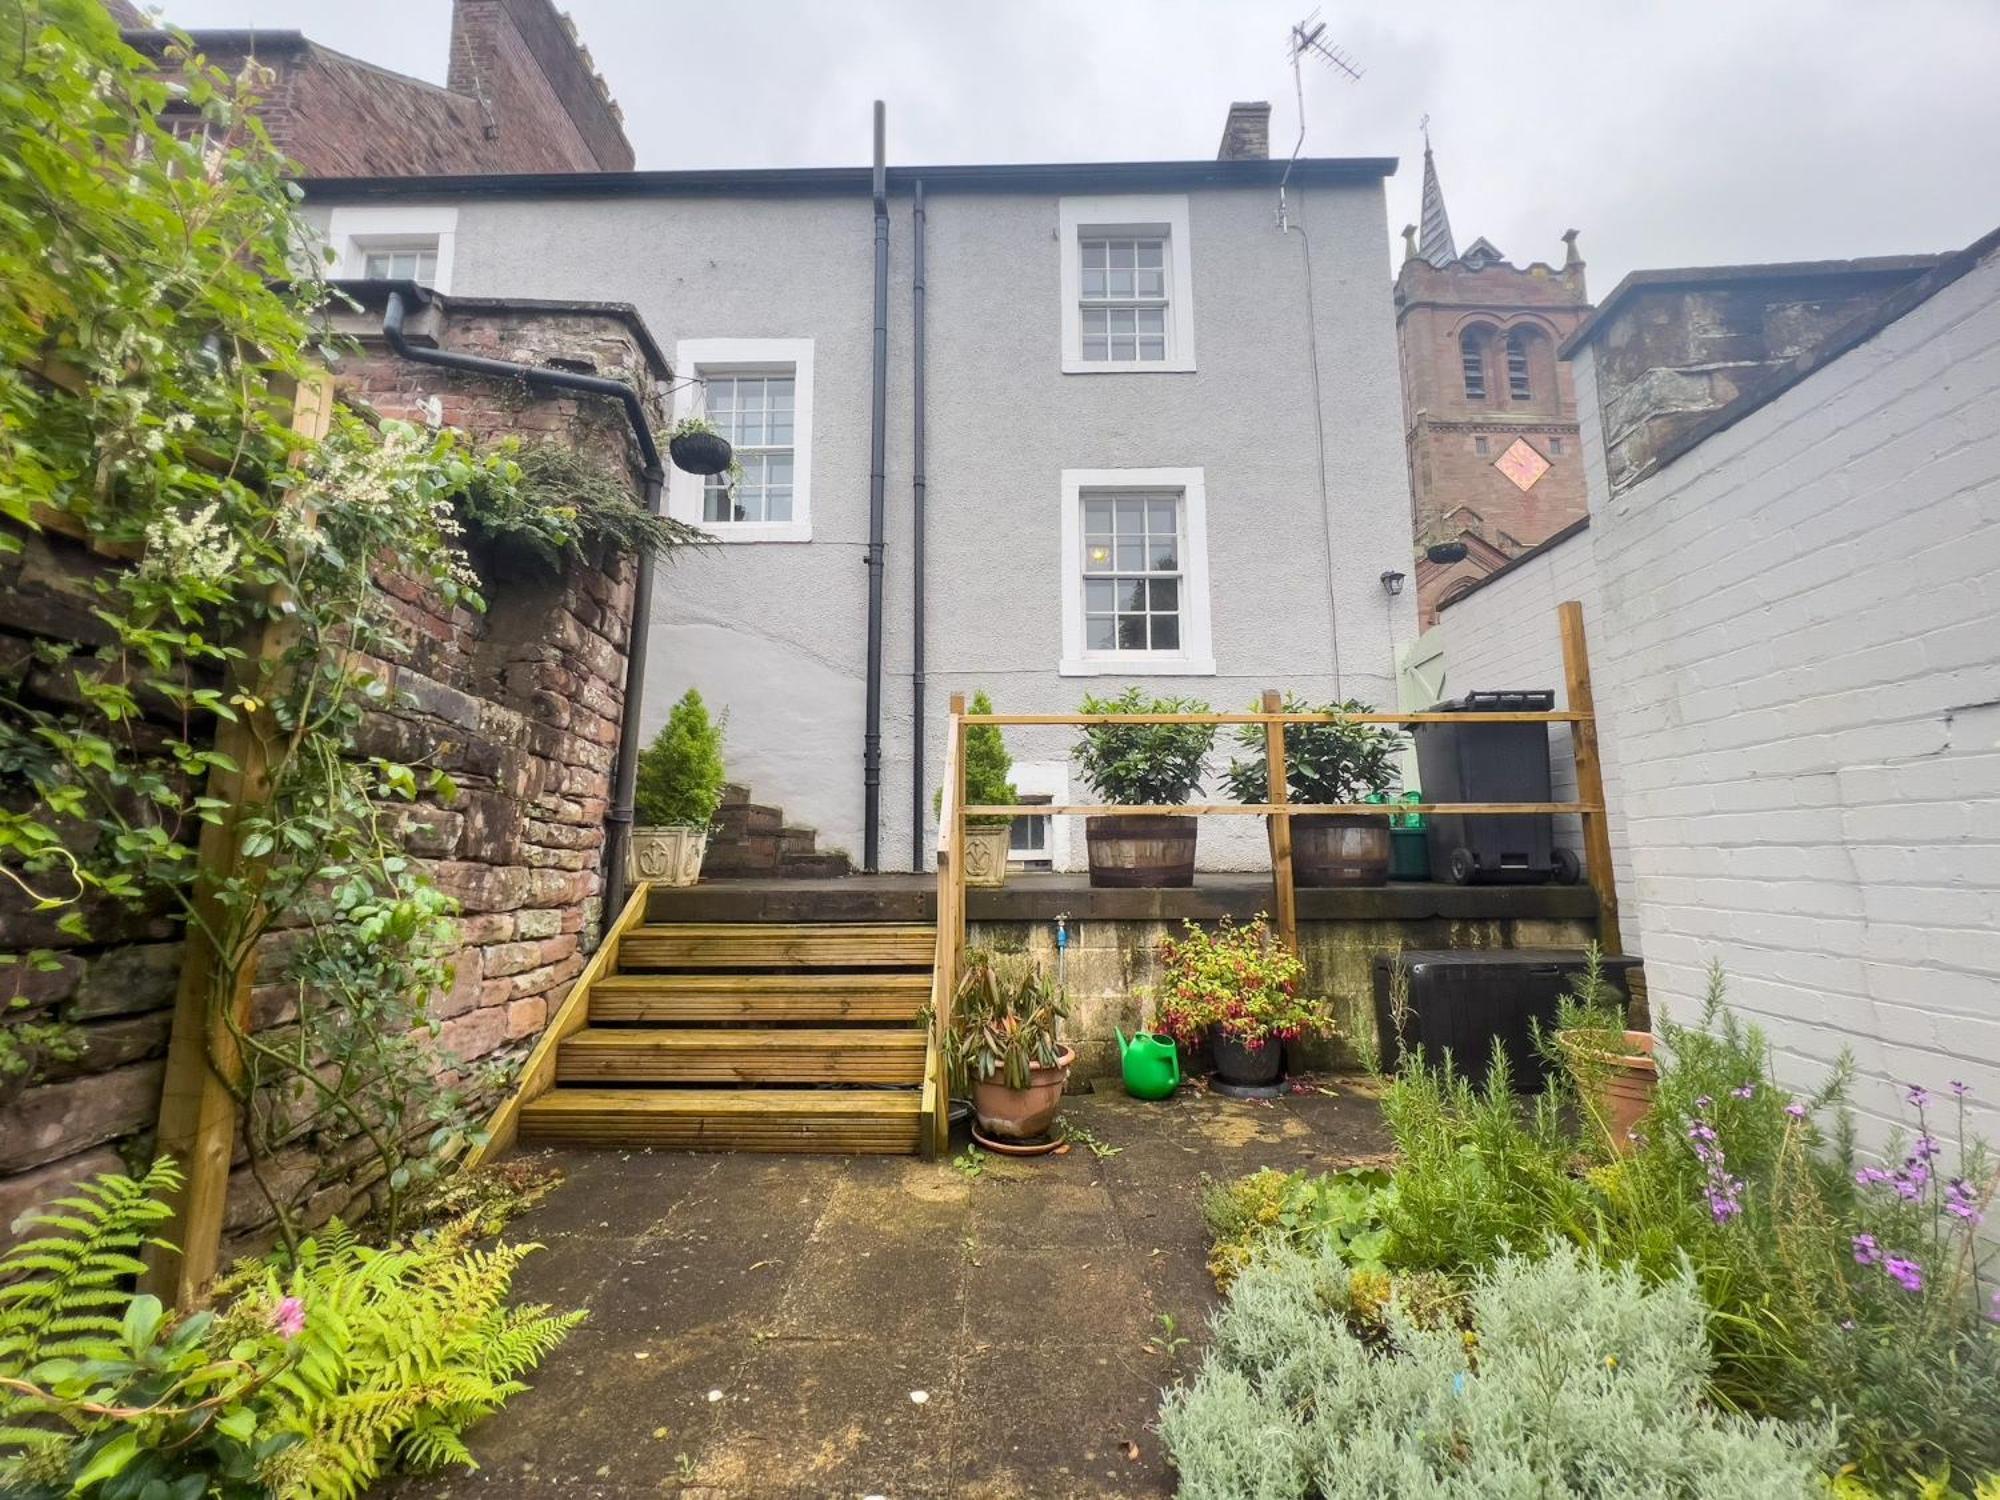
315, 176, 1415, 871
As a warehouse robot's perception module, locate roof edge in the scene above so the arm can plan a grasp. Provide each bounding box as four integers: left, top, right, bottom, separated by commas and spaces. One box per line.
300, 156, 1398, 201
1436, 515, 1592, 613
324, 279, 672, 380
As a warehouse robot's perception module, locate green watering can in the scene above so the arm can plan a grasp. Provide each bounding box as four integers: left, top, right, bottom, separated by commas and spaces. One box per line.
1116, 1030, 1182, 1100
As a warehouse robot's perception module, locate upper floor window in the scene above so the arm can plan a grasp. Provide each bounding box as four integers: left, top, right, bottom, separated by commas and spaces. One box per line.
1059, 467, 1214, 675
325, 205, 458, 293
1506, 328, 1534, 401
1058, 195, 1196, 374
667, 338, 816, 543
1460, 328, 1488, 400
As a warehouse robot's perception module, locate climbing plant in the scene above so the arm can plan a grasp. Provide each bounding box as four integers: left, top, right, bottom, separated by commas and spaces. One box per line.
0, 1, 613, 1238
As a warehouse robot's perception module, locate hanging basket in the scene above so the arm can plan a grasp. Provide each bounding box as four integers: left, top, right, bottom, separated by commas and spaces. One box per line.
1425, 540, 1470, 564
669, 429, 734, 476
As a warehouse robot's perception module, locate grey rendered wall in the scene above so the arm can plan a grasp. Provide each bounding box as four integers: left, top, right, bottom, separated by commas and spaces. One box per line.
372, 177, 1414, 872
1433, 530, 1641, 955
1574, 245, 2000, 1148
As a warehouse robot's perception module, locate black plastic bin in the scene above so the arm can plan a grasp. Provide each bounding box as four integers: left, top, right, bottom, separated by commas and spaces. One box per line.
1371, 949, 1643, 1090
1413, 690, 1579, 885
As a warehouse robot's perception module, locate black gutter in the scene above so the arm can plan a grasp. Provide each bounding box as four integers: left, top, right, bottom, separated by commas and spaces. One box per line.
301, 156, 1399, 204
380, 287, 665, 927
909, 179, 928, 872
862, 102, 889, 873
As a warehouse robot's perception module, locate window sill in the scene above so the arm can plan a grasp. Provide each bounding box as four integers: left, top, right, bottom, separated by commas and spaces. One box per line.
698, 520, 812, 544
1061, 356, 1197, 375
1059, 654, 1215, 677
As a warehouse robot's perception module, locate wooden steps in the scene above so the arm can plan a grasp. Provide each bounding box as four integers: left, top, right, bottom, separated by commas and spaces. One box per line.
510, 911, 935, 1158
555, 1027, 925, 1084
589, 972, 928, 1024
619, 923, 933, 971
519, 1088, 922, 1153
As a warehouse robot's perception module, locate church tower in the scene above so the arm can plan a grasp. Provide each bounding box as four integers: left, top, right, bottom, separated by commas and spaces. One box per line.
1394, 131, 1592, 626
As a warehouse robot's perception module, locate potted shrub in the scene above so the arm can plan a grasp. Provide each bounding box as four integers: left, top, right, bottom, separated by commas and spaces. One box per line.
940, 950, 1074, 1140
938, 690, 1017, 888
1549, 945, 1655, 1153
1155, 916, 1326, 1091
630, 687, 727, 886
1072, 688, 1217, 888
1224, 696, 1403, 886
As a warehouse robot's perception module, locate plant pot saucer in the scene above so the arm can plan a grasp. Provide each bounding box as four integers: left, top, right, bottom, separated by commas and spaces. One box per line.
970, 1123, 1068, 1156
1209, 1075, 1289, 1101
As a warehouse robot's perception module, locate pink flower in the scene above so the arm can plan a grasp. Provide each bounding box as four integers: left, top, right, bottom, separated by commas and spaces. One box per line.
1784, 1101, 1808, 1120
1884, 1256, 1925, 1294
1731, 1083, 1756, 1100
1906, 1084, 1930, 1109
272, 1296, 306, 1340
1852, 1234, 1882, 1267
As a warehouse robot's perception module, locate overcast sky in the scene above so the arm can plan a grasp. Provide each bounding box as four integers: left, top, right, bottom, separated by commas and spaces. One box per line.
160, 0, 2000, 292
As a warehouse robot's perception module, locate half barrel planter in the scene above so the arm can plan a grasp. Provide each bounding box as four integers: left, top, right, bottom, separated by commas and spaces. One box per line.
1085, 814, 1197, 888
1289, 813, 1390, 887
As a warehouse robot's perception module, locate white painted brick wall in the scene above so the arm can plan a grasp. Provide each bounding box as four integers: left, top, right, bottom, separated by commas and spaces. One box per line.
1434, 526, 1641, 955
1575, 244, 2000, 1148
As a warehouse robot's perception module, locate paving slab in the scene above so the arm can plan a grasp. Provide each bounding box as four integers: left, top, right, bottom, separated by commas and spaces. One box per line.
385, 1083, 1387, 1499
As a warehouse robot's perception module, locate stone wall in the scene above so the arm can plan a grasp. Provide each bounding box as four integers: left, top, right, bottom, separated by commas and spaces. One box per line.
0, 291, 665, 1248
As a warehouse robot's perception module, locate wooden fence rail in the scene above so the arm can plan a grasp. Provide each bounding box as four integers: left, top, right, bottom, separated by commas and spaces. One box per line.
924, 601, 1619, 1155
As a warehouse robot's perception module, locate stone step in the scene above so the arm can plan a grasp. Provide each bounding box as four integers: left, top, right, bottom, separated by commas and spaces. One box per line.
779, 825, 817, 856
713, 803, 782, 836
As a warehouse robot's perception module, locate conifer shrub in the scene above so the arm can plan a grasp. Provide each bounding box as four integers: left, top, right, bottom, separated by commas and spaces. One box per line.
633, 688, 727, 827
938, 690, 1017, 828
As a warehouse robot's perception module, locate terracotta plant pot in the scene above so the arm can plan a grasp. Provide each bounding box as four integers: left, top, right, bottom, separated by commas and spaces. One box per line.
1210, 1029, 1284, 1087
628, 824, 708, 886
1560, 1029, 1656, 1151
1290, 813, 1391, 887
969, 1046, 1075, 1140
1085, 814, 1196, 888
961, 823, 1010, 888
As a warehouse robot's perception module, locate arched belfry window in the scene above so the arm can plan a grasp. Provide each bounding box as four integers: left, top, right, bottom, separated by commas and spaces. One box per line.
1506, 327, 1535, 401
1460, 327, 1489, 400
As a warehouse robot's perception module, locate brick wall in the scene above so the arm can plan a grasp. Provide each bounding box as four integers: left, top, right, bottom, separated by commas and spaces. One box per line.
1434, 522, 1641, 957
1573, 242, 2000, 1145
0, 295, 662, 1248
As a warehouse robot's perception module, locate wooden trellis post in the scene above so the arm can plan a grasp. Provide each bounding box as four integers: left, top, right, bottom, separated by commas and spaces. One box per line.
142, 371, 332, 1308
1557, 600, 1622, 956
1261, 688, 1298, 954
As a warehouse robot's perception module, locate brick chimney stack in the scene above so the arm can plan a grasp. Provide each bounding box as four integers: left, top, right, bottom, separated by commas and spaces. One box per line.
448, 0, 634, 171
1217, 101, 1272, 161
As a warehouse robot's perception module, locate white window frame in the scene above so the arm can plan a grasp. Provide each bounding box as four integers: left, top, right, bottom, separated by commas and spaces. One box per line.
325, 205, 458, 293
1058, 466, 1214, 677
668, 338, 815, 544
1058, 194, 1196, 374
1007, 761, 1073, 872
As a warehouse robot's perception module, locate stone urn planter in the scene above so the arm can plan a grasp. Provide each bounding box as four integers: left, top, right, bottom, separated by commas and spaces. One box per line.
961, 823, 1011, 888
1085, 814, 1196, 888
1290, 813, 1390, 886
970, 1046, 1075, 1140
628, 824, 708, 887
1559, 1029, 1657, 1152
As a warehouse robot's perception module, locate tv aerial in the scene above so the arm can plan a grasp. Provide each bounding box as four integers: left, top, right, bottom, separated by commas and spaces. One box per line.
1278, 10, 1363, 228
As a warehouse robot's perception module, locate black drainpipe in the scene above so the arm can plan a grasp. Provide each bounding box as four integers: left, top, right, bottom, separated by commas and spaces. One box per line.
862, 101, 889, 872
909, 178, 927, 872
381, 287, 665, 930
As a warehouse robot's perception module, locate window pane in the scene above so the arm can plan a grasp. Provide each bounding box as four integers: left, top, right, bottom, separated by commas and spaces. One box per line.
1147, 499, 1176, 533
1114, 498, 1146, 532
1086, 616, 1116, 650
1149, 578, 1179, 612
1084, 498, 1113, 532
1110, 241, 1135, 269
765, 487, 792, 522
1082, 307, 1107, 333
1151, 537, 1178, 570
1083, 240, 1107, 269
1151, 615, 1181, 650
1117, 616, 1147, 650
1137, 270, 1165, 298
1110, 335, 1136, 360
1138, 240, 1163, 268
1138, 337, 1166, 360
1082, 269, 1106, 297
768, 454, 793, 487
1084, 579, 1116, 613
1137, 307, 1165, 334
703, 482, 732, 523
1115, 538, 1145, 571
1107, 269, 1133, 298
1121, 579, 1148, 612
1084, 534, 1113, 570
1082, 337, 1107, 360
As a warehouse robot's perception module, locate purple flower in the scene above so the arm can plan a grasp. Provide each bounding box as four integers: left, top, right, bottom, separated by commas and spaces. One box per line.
1855, 1166, 1893, 1188
1912, 1133, 1942, 1162
1884, 1257, 1925, 1294
1785, 1101, 1808, 1120
1945, 1179, 1984, 1224
1907, 1084, 1930, 1109
1694, 1095, 1713, 1112
1687, 1120, 1718, 1145
1989, 1290, 2000, 1324
1852, 1234, 1882, 1267
1731, 1083, 1757, 1101
1950, 1080, 1970, 1098
272, 1296, 306, 1340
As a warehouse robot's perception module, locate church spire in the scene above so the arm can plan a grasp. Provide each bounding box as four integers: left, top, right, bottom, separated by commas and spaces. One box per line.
1417, 119, 1456, 269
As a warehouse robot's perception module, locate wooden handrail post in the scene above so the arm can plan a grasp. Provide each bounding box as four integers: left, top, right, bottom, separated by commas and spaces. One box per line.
1262, 688, 1298, 954
143, 372, 333, 1308
1558, 601, 1623, 956
948, 693, 967, 967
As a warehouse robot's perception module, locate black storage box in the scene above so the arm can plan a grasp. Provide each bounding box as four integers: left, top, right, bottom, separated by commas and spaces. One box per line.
1412, 690, 1578, 885
1370, 949, 1643, 1090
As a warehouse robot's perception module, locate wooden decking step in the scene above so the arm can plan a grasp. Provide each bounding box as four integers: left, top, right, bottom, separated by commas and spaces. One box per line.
557, 1027, 925, 1085
618, 922, 933, 971
518, 1088, 922, 1154
590, 972, 930, 1024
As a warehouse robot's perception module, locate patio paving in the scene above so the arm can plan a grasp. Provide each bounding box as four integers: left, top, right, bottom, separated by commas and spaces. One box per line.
384, 1079, 1391, 1500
